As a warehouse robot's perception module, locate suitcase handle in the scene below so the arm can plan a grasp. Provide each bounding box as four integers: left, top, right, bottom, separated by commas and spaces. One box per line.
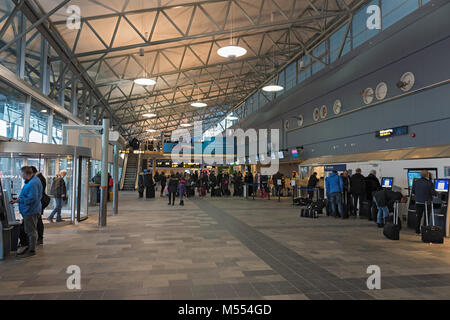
394, 201, 398, 225
424, 201, 435, 227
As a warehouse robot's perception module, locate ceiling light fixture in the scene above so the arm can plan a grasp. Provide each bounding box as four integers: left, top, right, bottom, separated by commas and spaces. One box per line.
217, 3, 246, 59
262, 8, 283, 94
134, 31, 156, 87
191, 101, 207, 108
262, 84, 284, 92
143, 113, 156, 118
146, 129, 156, 132
217, 46, 247, 59
180, 123, 192, 127
226, 113, 238, 121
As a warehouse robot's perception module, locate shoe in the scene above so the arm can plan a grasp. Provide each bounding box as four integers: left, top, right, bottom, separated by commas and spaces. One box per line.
377, 223, 384, 228
37, 239, 43, 245
168, 202, 171, 205
17, 246, 28, 255
47, 218, 54, 223
56, 219, 63, 222
416, 232, 421, 236
18, 250, 35, 258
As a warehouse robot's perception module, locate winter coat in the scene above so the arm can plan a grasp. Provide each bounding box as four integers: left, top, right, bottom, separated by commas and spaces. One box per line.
350, 173, 366, 195
325, 172, 343, 194
168, 177, 179, 193
307, 174, 319, 188
51, 176, 66, 198
412, 178, 434, 204
144, 173, 154, 187
365, 174, 381, 200
19, 176, 43, 217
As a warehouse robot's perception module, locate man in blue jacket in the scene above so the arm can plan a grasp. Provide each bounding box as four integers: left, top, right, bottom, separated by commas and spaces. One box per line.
326, 170, 344, 218
10, 166, 42, 258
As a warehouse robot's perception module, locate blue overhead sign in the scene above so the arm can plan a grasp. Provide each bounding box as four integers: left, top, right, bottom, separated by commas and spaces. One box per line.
324, 164, 347, 172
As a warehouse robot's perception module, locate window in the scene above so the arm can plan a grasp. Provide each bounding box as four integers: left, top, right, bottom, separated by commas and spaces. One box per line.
52, 114, 65, 144
330, 23, 351, 63
0, 80, 26, 140
382, 0, 419, 30
29, 99, 49, 143
285, 61, 297, 90
352, 0, 380, 48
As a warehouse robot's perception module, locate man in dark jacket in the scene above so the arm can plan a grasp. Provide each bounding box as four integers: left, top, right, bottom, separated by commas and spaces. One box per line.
272, 171, 283, 197
365, 170, 382, 221
48, 170, 67, 223
138, 172, 145, 198
167, 172, 179, 205
144, 170, 154, 199
307, 172, 319, 199
350, 168, 365, 215
412, 170, 435, 235
159, 173, 167, 197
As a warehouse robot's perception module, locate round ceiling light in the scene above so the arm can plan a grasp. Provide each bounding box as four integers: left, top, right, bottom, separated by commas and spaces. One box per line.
143, 113, 156, 118
217, 45, 247, 59
146, 129, 156, 132
134, 78, 156, 86
191, 101, 207, 108
262, 84, 284, 93
180, 123, 192, 127
226, 114, 238, 121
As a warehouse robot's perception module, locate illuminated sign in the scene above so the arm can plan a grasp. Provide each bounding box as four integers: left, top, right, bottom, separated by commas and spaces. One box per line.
375, 126, 408, 138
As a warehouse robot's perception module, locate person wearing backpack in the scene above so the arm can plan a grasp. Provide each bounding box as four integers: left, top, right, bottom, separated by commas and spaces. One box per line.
48, 170, 67, 223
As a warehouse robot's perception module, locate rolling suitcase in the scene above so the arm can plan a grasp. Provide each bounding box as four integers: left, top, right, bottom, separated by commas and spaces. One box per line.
421, 202, 444, 244
383, 201, 400, 240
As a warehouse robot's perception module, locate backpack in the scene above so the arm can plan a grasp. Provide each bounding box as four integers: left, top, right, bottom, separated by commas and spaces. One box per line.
41, 193, 50, 210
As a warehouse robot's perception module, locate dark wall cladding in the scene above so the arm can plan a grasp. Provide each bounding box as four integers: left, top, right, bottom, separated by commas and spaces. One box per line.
237, 1, 450, 159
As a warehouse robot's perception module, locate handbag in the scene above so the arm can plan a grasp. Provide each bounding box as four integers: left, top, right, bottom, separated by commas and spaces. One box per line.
41, 193, 51, 210
164, 186, 169, 196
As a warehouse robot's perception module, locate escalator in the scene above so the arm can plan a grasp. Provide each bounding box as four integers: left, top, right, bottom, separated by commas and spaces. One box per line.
122, 153, 138, 191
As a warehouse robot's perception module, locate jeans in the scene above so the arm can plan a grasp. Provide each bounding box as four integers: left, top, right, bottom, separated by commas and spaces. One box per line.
23, 214, 38, 252
415, 203, 430, 234
37, 215, 44, 241
49, 197, 63, 221
373, 197, 389, 224
328, 192, 343, 217
168, 192, 176, 204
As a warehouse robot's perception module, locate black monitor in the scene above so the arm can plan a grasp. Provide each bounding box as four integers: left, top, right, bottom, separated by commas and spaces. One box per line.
381, 177, 393, 189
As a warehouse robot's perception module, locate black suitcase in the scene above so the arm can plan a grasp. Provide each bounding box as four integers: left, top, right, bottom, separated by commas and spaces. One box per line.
383, 201, 400, 240
421, 203, 444, 244
359, 201, 370, 219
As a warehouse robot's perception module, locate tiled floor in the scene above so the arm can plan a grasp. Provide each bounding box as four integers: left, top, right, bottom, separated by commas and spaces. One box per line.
1, 191, 450, 300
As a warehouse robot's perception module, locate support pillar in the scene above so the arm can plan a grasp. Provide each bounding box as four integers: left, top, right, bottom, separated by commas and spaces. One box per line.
113, 144, 119, 216
16, 11, 26, 79
23, 96, 31, 142
40, 36, 49, 95
71, 79, 78, 117
47, 110, 53, 144
99, 118, 110, 227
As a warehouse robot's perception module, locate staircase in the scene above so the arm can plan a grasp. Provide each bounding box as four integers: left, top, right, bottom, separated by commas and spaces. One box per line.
122, 153, 138, 191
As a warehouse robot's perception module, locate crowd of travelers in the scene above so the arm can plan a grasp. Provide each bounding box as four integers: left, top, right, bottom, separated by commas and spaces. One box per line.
310, 168, 435, 233
137, 169, 292, 205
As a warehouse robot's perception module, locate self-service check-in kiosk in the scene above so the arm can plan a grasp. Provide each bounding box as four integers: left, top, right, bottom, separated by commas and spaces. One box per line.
381, 177, 393, 189
433, 179, 449, 237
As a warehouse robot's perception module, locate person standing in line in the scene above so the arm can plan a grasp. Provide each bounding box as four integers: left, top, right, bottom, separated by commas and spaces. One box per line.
307, 172, 319, 200
30, 166, 49, 245
159, 172, 167, 197
365, 169, 382, 221
178, 176, 186, 205
144, 170, 154, 199
325, 170, 344, 218
154, 171, 160, 192
341, 170, 352, 217
411, 170, 435, 235
167, 171, 179, 206
48, 170, 67, 223
350, 168, 366, 216
138, 171, 145, 198
10, 166, 42, 258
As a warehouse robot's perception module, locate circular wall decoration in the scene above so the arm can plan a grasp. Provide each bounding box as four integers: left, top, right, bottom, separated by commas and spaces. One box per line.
399, 72, 415, 91
320, 105, 327, 119
297, 114, 304, 127
333, 100, 342, 114
313, 107, 320, 121
285, 119, 290, 129
362, 87, 374, 104
375, 82, 388, 100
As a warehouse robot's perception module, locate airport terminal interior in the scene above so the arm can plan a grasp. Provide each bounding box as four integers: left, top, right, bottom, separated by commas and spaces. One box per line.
0, 0, 450, 302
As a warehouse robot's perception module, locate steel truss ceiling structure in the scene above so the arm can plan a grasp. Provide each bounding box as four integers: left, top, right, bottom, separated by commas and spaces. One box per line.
0, 0, 369, 140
